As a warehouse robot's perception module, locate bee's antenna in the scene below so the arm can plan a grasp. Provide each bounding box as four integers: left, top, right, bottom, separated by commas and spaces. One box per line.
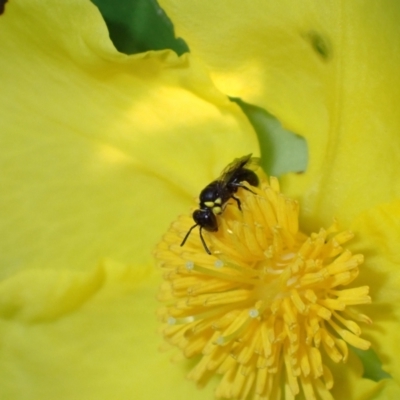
180, 223, 198, 247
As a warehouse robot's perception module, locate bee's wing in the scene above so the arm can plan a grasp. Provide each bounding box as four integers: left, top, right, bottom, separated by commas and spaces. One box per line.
243, 155, 261, 171
219, 154, 260, 182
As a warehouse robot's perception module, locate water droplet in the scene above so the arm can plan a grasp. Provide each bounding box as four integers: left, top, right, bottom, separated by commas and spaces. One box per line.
167, 317, 177, 325
216, 336, 225, 346
186, 261, 194, 270
249, 308, 259, 318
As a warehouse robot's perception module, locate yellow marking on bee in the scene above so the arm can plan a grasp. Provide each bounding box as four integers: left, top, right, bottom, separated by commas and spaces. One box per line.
212, 206, 222, 215
204, 201, 214, 208
215, 198, 222, 205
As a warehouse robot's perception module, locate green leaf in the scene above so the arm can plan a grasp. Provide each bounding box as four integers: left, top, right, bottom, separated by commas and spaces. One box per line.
352, 347, 391, 382
91, 0, 188, 55
234, 99, 308, 176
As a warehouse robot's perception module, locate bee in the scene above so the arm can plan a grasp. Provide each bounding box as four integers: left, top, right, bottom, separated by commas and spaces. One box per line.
180, 154, 260, 254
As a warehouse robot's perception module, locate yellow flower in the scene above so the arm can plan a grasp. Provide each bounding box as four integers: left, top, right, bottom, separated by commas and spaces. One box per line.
156, 163, 372, 399
154, 0, 400, 398
0, 1, 258, 399
2, 0, 400, 399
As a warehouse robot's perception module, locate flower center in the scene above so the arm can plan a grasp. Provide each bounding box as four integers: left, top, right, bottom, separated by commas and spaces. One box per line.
154, 177, 371, 399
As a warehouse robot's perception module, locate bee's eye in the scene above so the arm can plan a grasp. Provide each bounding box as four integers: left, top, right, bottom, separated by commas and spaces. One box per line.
193, 210, 217, 232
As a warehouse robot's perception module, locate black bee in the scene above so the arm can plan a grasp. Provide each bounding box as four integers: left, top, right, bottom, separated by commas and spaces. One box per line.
180, 154, 260, 254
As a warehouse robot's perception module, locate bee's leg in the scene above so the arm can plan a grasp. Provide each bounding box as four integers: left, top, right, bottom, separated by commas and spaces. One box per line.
231, 195, 242, 210
199, 226, 212, 255
236, 183, 257, 195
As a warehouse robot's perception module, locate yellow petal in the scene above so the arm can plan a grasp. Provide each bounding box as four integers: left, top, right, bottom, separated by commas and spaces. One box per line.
159, 1, 400, 227
0, 261, 217, 399
349, 200, 400, 381
350, 200, 400, 305
331, 352, 398, 399
0, 1, 259, 398
0, 0, 258, 274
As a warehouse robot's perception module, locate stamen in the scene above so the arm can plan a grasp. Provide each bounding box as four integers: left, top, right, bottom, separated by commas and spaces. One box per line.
154, 176, 371, 399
